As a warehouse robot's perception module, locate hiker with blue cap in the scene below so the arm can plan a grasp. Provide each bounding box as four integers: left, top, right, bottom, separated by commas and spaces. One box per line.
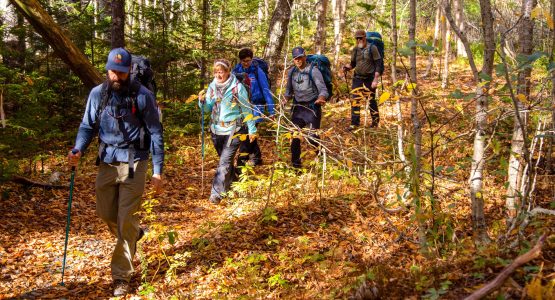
67, 47, 164, 297
282, 46, 328, 169
343, 29, 384, 129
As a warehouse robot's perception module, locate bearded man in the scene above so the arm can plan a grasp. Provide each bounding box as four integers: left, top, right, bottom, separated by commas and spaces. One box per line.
67, 47, 164, 296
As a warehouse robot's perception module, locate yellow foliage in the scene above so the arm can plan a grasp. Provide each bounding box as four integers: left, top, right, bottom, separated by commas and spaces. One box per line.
531, 7, 542, 19
516, 93, 527, 103
185, 94, 198, 104
544, 10, 554, 30
243, 114, 254, 122
379, 92, 391, 105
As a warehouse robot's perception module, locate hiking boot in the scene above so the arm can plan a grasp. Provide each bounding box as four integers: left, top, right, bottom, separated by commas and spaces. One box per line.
209, 194, 222, 205
347, 125, 358, 132
113, 279, 129, 297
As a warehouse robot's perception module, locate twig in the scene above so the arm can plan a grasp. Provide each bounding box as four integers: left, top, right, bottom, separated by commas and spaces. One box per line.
464, 234, 547, 300
11, 175, 68, 189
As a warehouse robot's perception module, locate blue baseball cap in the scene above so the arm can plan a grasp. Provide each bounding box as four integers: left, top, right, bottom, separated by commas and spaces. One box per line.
292, 47, 306, 59
105, 47, 132, 73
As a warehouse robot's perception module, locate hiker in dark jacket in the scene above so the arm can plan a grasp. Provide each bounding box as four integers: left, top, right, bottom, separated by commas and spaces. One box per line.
232, 48, 274, 167
199, 59, 257, 204
343, 29, 384, 129
67, 47, 164, 297
282, 46, 328, 168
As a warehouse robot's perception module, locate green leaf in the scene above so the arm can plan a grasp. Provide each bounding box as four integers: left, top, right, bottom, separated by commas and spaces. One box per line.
167, 231, 178, 245
376, 19, 392, 28
478, 72, 492, 82
449, 89, 464, 99
517, 51, 546, 64
495, 63, 507, 76
398, 47, 412, 57
418, 43, 435, 52
463, 93, 476, 101
356, 2, 377, 11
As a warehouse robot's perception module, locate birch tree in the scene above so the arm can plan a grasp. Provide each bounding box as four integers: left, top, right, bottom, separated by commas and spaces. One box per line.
443, 0, 495, 241
263, 0, 295, 86
332, 0, 346, 69
441, 1, 451, 89
453, 0, 466, 57
423, 4, 441, 78
314, 0, 328, 54
505, 0, 537, 219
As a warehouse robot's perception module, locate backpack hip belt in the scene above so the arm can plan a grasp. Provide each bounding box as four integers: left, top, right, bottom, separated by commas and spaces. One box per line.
96, 133, 146, 179
354, 73, 373, 80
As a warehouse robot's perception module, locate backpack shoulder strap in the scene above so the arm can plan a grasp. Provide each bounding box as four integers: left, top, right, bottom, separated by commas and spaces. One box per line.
96, 81, 111, 129
128, 80, 145, 123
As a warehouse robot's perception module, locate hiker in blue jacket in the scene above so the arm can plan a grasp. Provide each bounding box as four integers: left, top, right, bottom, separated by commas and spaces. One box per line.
282, 47, 328, 168
343, 29, 384, 129
199, 58, 257, 204
67, 48, 164, 297
232, 48, 274, 167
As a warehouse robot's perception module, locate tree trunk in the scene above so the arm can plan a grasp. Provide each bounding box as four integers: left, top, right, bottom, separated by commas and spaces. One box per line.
409, 0, 417, 83
506, 0, 537, 219
15, 12, 26, 68
409, 0, 426, 250
454, 0, 467, 57
424, 4, 441, 78
314, 0, 328, 54
200, 0, 208, 87
263, 0, 295, 86
469, 0, 495, 242
549, 0, 555, 174
215, 4, 224, 40
392, 0, 406, 166
332, 0, 346, 70
9, 0, 103, 88
111, 0, 125, 48
441, 4, 451, 89
99, 0, 111, 40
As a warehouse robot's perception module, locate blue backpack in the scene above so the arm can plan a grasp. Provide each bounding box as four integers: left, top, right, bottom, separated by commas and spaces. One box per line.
366, 32, 385, 71
306, 54, 333, 99
252, 57, 271, 88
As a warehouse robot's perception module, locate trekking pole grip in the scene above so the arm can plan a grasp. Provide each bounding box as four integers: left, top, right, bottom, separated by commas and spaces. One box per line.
70, 149, 79, 172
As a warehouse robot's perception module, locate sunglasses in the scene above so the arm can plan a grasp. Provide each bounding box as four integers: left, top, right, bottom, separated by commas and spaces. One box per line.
356, 37, 364, 40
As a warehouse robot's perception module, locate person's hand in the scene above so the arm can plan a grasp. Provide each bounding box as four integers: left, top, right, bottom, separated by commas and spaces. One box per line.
151, 174, 164, 194
342, 65, 351, 76
280, 97, 288, 106
371, 79, 379, 89
248, 134, 257, 143
315, 97, 326, 106
67, 149, 81, 168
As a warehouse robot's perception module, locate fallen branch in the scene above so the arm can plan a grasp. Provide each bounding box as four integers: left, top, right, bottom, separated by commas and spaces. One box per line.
11, 175, 68, 189
464, 234, 547, 300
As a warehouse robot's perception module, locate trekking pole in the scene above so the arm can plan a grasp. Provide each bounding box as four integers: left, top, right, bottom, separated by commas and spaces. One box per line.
61, 149, 78, 286
201, 100, 205, 196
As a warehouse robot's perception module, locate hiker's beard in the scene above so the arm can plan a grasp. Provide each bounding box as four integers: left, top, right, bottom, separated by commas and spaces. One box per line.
357, 42, 365, 49
110, 77, 130, 92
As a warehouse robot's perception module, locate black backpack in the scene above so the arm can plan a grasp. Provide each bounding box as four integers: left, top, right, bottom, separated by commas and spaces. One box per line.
130, 55, 157, 96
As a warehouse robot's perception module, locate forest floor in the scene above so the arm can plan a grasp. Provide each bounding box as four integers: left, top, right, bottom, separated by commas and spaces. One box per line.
1, 61, 554, 299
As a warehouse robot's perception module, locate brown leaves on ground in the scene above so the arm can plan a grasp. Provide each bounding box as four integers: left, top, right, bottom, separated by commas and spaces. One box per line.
1, 58, 554, 299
